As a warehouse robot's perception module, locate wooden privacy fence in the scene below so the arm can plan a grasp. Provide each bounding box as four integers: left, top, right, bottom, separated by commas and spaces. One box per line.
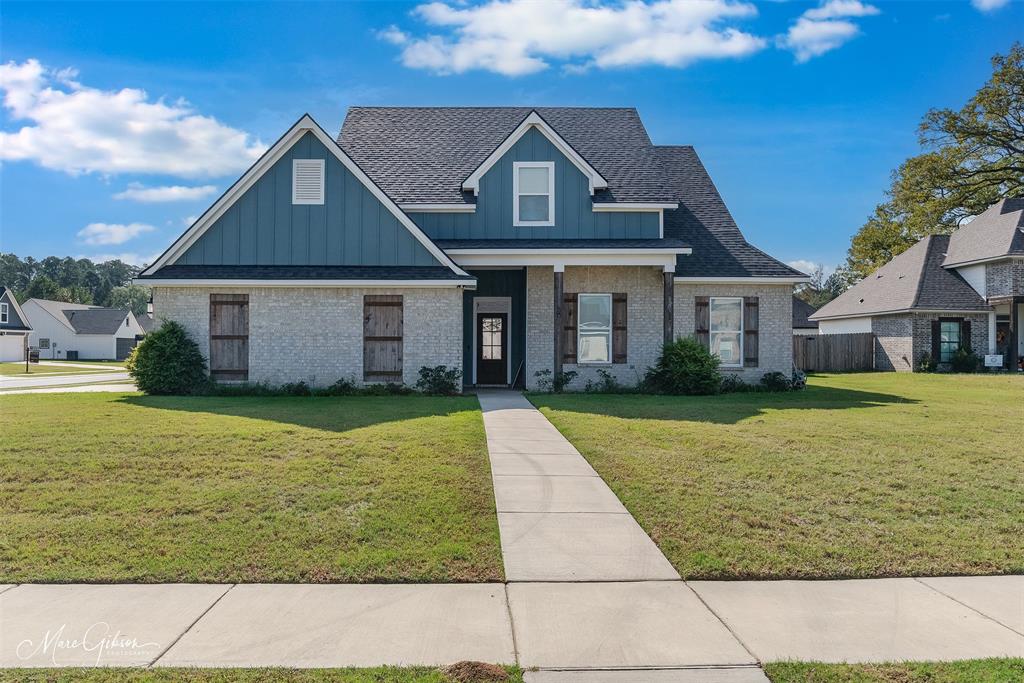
794, 332, 874, 372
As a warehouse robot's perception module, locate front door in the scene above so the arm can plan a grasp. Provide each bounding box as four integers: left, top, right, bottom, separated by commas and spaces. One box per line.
476, 312, 508, 385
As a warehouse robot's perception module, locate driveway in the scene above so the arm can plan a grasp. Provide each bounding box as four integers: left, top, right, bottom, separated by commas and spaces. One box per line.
0, 370, 132, 391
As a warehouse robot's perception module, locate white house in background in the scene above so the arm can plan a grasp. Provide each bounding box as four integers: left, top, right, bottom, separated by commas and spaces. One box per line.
0, 287, 33, 361
22, 298, 145, 360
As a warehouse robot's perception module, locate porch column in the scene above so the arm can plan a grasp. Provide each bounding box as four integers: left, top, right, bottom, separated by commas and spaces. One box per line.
553, 265, 564, 377
988, 311, 998, 355
1011, 296, 1021, 372
663, 267, 674, 346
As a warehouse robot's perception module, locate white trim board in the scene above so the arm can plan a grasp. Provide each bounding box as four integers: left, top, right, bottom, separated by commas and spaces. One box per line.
810, 307, 993, 322
139, 279, 475, 288
462, 111, 608, 196
452, 252, 680, 268
141, 114, 469, 279
591, 203, 677, 211
943, 254, 1024, 269
401, 204, 476, 213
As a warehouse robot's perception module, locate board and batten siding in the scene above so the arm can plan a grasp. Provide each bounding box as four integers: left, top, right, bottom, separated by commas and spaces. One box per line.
408, 127, 660, 240
177, 131, 441, 268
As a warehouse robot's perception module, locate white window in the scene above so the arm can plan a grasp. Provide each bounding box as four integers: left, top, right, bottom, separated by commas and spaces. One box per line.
578, 293, 612, 364
513, 161, 554, 226
710, 297, 743, 367
0, 302, 7, 324
39, 338, 50, 349
292, 159, 325, 205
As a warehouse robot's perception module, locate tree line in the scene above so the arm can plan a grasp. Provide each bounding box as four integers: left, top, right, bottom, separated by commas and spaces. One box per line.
0, 253, 151, 316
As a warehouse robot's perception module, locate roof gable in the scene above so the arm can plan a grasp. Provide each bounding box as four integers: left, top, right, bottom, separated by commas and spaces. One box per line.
338, 107, 675, 205
462, 111, 607, 197
0, 287, 32, 331
142, 115, 467, 278
943, 198, 1024, 267
64, 308, 131, 335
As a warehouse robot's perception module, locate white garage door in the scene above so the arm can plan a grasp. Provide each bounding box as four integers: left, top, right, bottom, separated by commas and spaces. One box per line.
0, 334, 27, 362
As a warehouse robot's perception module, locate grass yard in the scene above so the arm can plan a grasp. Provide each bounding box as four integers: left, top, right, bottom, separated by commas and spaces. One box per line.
0, 393, 503, 583
764, 659, 1024, 682
0, 667, 523, 683
530, 373, 1024, 580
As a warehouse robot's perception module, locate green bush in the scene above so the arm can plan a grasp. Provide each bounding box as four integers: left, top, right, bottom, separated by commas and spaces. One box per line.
950, 347, 982, 373
126, 320, 208, 395
918, 353, 937, 372
534, 368, 578, 393
719, 373, 752, 393
759, 371, 793, 392
415, 365, 463, 395
643, 337, 721, 395
584, 368, 630, 393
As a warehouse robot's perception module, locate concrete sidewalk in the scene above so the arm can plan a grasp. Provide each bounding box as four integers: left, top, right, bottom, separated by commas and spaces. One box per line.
0, 370, 130, 389
1, 577, 1020, 670
477, 390, 678, 582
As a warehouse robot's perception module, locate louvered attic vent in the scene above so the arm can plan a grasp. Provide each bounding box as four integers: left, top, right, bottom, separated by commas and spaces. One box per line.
292, 159, 325, 205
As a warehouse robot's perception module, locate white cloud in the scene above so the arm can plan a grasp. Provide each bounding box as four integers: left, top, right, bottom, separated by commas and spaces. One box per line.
113, 183, 217, 202
79, 251, 161, 267
0, 59, 266, 178
780, 0, 879, 63
76, 222, 156, 246
971, 0, 1010, 11
788, 260, 836, 278
383, 0, 766, 76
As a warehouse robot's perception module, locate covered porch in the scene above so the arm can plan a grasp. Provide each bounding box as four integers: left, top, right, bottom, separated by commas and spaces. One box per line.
989, 295, 1023, 371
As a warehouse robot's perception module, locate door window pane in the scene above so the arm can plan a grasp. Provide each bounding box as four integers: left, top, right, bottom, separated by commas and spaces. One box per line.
577, 294, 612, 363
482, 317, 502, 361
710, 297, 743, 366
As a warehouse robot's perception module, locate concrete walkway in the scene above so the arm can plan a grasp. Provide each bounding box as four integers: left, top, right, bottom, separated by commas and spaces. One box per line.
478, 390, 678, 582
0, 371, 130, 390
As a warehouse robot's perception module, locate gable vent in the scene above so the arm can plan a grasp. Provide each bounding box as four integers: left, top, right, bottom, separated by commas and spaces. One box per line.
292, 159, 325, 205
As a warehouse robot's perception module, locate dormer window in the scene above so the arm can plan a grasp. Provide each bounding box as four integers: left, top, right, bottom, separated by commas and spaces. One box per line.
513, 161, 554, 227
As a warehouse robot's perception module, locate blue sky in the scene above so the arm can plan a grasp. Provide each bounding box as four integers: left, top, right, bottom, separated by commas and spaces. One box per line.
1, 0, 1021, 275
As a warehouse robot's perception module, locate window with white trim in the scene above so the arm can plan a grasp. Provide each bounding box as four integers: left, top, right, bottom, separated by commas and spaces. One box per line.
292, 159, 325, 205
513, 161, 554, 226
577, 293, 612, 364
39, 338, 50, 349
710, 297, 743, 367
0, 302, 7, 324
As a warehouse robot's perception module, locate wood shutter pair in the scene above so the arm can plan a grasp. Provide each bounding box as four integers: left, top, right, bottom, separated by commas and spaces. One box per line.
209, 294, 249, 381
694, 296, 759, 367
560, 293, 627, 364
363, 295, 403, 381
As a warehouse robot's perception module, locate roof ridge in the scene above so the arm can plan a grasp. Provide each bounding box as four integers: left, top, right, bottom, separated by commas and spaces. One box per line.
909, 235, 936, 309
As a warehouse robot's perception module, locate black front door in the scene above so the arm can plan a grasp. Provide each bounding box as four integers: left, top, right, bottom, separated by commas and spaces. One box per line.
477, 312, 508, 385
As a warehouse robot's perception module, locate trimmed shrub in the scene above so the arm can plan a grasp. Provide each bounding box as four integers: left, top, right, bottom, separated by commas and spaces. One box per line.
918, 353, 937, 372
415, 365, 463, 395
643, 337, 721, 395
533, 368, 578, 393
950, 348, 982, 373
719, 373, 752, 393
126, 320, 207, 395
759, 371, 793, 392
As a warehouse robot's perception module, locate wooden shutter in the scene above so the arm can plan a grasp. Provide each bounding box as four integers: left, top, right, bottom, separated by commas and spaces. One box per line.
561, 294, 577, 365
209, 294, 249, 381
743, 296, 759, 368
960, 319, 972, 351
612, 293, 627, 364
694, 296, 710, 348
931, 319, 941, 361
363, 295, 403, 382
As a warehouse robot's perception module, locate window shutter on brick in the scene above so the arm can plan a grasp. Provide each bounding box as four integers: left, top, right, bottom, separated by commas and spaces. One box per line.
931, 320, 941, 360
363, 295, 403, 381
562, 293, 577, 365
743, 296, 759, 368
694, 296, 710, 348
612, 293, 627, 364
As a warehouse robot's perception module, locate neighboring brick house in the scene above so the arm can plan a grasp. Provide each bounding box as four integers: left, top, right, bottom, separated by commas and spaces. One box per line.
138, 108, 806, 389
812, 198, 1024, 372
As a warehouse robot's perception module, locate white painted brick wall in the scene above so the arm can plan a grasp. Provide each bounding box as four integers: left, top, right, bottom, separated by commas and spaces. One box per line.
673, 283, 794, 381
152, 286, 463, 387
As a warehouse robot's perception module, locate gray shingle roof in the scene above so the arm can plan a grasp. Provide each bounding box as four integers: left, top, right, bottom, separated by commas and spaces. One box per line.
943, 198, 1024, 267
137, 313, 160, 334
63, 308, 131, 335
812, 235, 989, 320
436, 238, 688, 250
138, 265, 474, 281
655, 146, 806, 279
338, 107, 675, 205
792, 297, 819, 329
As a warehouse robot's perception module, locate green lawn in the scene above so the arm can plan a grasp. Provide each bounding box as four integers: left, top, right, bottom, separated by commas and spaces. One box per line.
0, 667, 522, 683
765, 659, 1024, 682
0, 393, 503, 583
530, 373, 1024, 580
